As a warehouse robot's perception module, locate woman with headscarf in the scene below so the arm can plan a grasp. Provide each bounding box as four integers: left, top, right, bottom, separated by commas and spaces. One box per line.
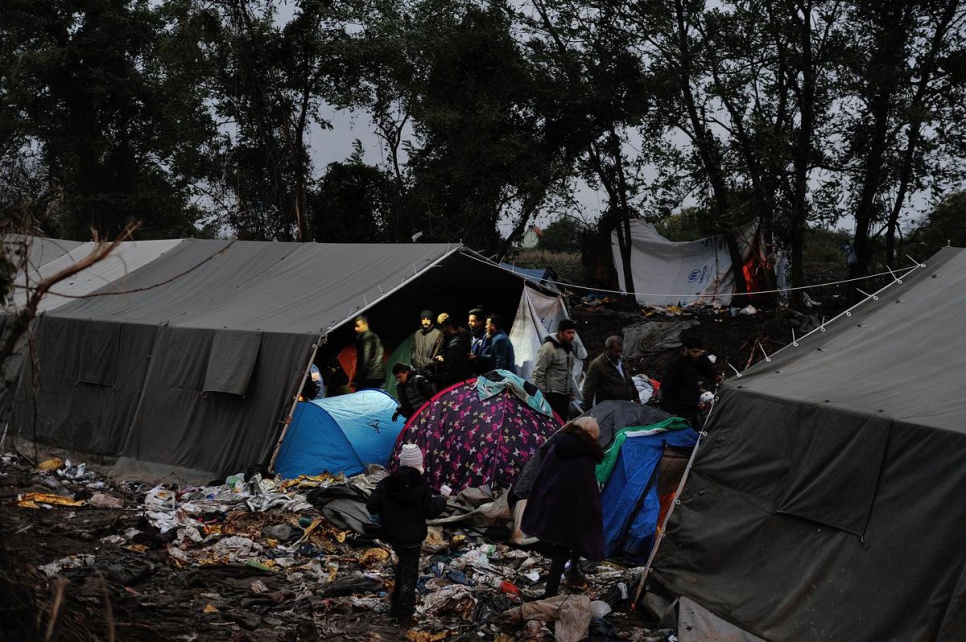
520, 417, 605, 598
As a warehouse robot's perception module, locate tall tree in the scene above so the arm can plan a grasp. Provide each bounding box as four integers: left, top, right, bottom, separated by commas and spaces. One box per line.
1, 0, 222, 239
837, 0, 966, 295
204, 0, 348, 241
335, 0, 583, 254
309, 144, 396, 243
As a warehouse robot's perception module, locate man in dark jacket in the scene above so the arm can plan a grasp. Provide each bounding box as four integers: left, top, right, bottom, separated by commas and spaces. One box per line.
435, 316, 471, 388
486, 313, 516, 374
410, 310, 442, 378
392, 363, 436, 421
353, 315, 386, 390
367, 445, 447, 623
581, 336, 639, 408
659, 335, 719, 427
468, 308, 492, 374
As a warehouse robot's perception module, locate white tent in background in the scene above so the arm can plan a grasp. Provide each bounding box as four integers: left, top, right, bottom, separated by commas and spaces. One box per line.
611, 220, 764, 306
509, 285, 587, 412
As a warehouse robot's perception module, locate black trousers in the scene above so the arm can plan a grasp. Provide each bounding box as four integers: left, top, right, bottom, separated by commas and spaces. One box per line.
544, 392, 570, 421
543, 543, 579, 598
390, 544, 421, 618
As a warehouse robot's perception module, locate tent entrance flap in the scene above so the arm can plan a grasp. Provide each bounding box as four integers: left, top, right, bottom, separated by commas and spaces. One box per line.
203, 330, 262, 395
775, 407, 891, 537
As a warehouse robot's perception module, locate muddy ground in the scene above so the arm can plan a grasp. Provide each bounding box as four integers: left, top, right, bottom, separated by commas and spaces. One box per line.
0, 455, 657, 642
0, 296, 834, 642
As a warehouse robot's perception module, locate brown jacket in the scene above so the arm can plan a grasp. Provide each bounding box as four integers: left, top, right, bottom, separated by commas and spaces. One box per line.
581, 353, 638, 407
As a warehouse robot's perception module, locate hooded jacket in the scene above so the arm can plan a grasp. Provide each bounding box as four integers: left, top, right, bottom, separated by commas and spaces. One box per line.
411, 326, 442, 372
366, 467, 446, 546
397, 372, 436, 418
520, 430, 604, 561
531, 334, 574, 395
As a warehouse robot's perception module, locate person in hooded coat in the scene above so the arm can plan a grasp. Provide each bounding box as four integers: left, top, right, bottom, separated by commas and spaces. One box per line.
520, 417, 604, 598
367, 444, 447, 623
531, 319, 577, 420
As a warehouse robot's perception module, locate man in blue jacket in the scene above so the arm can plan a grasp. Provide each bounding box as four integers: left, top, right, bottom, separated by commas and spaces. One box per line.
485, 313, 516, 374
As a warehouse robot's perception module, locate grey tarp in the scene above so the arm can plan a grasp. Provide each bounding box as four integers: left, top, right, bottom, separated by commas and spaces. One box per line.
584, 400, 670, 446
652, 246, 966, 642
9, 239, 536, 481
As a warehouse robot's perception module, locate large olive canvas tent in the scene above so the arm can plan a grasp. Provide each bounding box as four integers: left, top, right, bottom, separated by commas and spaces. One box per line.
651, 247, 966, 642
4, 238, 546, 482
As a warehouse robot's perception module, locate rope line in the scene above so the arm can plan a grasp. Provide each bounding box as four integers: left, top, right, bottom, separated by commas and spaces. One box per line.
478, 251, 921, 300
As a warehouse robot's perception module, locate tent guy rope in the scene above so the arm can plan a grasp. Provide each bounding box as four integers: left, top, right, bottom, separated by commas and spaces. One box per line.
465, 250, 922, 300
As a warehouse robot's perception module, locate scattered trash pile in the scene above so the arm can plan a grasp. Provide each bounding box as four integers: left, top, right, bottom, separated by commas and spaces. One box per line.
2, 451, 678, 641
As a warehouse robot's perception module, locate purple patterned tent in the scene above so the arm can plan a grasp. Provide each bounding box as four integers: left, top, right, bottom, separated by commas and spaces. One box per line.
388, 378, 561, 492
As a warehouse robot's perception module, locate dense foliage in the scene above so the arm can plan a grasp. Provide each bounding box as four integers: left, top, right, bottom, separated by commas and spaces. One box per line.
1, 0, 964, 303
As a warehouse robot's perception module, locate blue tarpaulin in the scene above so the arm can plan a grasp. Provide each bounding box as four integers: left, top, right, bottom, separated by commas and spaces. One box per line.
600, 426, 698, 560
274, 389, 405, 479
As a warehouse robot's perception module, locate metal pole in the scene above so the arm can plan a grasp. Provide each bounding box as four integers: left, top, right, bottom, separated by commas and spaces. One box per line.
633, 394, 719, 606
267, 338, 323, 473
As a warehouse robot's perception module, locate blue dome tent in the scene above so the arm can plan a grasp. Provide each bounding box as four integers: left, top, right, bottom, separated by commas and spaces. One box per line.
274, 389, 404, 479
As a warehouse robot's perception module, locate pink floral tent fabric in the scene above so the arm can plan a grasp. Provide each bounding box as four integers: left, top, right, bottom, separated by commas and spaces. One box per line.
388, 378, 561, 492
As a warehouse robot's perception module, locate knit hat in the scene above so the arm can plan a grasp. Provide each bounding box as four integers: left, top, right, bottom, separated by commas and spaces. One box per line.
420, 309, 434, 320
399, 444, 424, 473
557, 318, 577, 332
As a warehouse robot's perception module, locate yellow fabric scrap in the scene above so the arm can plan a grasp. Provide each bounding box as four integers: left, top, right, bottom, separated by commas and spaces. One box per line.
405, 630, 449, 642
280, 472, 346, 490
359, 548, 390, 565
203, 604, 219, 614
17, 493, 85, 508
36, 458, 64, 471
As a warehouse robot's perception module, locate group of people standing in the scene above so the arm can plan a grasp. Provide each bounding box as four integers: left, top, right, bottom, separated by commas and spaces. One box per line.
347, 308, 517, 422
349, 308, 718, 425
365, 319, 721, 626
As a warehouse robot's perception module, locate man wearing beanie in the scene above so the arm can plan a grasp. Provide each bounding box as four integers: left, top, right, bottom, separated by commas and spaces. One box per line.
366, 444, 446, 626
410, 310, 442, 378
532, 318, 577, 420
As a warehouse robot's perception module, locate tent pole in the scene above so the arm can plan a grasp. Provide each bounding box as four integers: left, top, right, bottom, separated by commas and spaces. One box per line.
632, 396, 719, 607
268, 337, 323, 473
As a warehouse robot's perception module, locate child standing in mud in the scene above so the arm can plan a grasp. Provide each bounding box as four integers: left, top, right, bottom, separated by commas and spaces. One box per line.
366, 444, 447, 625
